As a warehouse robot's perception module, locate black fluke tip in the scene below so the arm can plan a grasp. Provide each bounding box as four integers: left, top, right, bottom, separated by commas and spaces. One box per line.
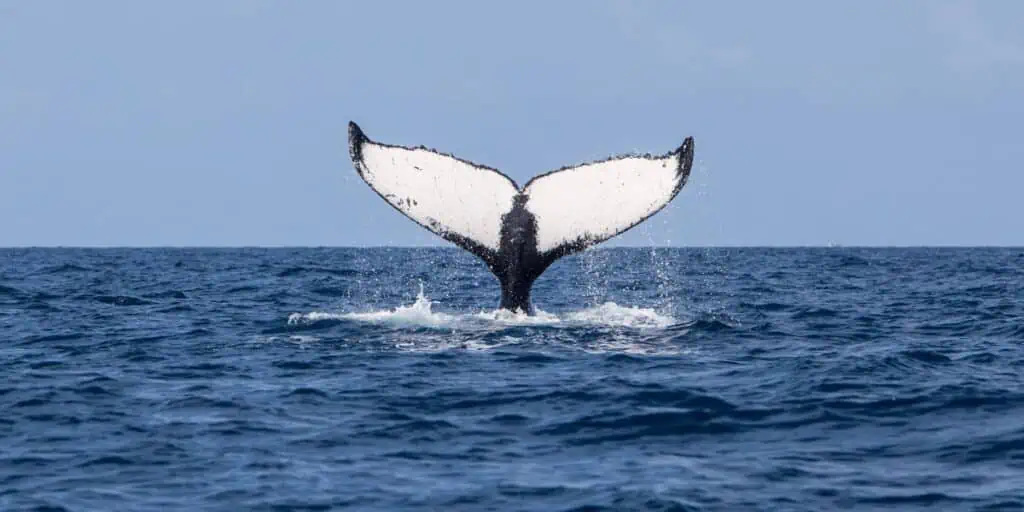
348, 121, 366, 143
677, 136, 694, 155
348, 121, 368, 163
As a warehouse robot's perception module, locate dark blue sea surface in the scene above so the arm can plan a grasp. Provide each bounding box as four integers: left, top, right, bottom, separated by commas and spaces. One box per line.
2, 247, 1023, 511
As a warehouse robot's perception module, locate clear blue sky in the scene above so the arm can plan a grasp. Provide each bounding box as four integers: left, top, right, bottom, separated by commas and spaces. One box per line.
2, 1, 1022, 247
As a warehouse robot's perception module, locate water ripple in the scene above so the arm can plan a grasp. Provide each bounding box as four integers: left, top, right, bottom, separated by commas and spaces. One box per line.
1, 247, 1023, 510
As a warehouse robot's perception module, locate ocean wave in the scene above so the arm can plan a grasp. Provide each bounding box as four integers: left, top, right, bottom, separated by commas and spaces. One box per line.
4, 247, 1024, 510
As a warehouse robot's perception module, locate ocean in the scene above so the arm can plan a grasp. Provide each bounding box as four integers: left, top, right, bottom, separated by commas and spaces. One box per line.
1, 247, 1022, 511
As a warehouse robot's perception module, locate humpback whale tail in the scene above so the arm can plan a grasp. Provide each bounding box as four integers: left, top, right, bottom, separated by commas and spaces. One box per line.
347, 122, 694, 315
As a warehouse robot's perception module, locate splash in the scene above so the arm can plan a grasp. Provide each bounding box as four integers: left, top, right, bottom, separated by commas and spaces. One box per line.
287, 284, 675, 330
565, 302, 674, 328
287, 282, 454, 328
472, 307, 562, 326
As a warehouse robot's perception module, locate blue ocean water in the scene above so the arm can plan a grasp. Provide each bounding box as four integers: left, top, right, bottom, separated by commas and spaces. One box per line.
1, 247, 1023, 511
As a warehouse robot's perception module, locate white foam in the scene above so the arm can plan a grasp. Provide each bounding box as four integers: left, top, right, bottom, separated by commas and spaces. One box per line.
471, 307, 562, 326
280, 284, 689, 354
253, 334, 322, 345
564, 302, 675, 329
287, 286, 675, 331
287, 284, 454, 328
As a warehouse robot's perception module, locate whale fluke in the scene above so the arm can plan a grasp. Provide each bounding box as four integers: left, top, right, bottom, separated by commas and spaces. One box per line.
347, 121, 694, 314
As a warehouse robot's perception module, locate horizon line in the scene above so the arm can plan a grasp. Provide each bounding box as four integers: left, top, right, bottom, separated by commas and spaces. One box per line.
2, 244, 1023, 250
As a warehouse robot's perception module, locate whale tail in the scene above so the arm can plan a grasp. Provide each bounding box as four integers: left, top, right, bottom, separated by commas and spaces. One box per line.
347, 121, 694, 313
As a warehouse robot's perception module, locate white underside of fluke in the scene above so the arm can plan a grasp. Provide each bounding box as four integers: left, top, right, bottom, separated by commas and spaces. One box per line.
350, 123, 690, 258
523, 154, 685, 253
355, 142, 517, 251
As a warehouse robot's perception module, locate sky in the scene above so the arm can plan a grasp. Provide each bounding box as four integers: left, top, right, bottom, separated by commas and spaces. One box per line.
1, 1, 1023, 247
